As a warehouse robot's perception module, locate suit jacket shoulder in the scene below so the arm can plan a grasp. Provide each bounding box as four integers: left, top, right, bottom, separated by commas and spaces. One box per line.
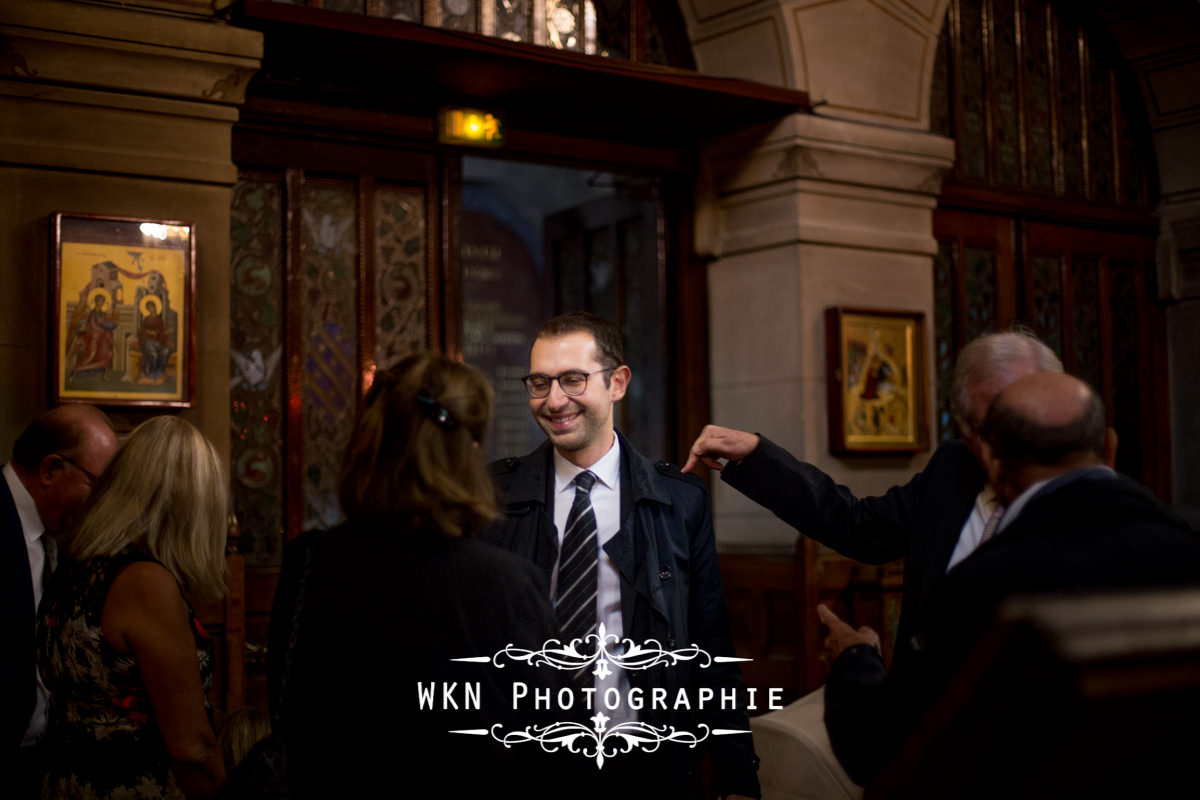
650, 458, 707, 493
1, 476, 36, 749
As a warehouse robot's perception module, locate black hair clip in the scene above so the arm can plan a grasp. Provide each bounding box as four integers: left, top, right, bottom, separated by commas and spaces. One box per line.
416, 389, 459, 431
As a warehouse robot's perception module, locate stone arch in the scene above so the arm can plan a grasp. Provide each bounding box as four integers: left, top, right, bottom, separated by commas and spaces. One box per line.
680, 0, 953, 129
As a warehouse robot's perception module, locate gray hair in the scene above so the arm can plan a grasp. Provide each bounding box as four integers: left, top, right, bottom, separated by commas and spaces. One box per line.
951, 328, 1063, 436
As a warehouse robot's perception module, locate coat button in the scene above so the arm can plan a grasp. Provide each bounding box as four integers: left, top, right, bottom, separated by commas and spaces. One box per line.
667, 636, 676, 648
659, 566, 672, 580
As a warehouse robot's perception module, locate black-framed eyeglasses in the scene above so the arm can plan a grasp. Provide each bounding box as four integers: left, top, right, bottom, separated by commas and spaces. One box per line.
521, 368, 616, 398
56, 453, 98, 486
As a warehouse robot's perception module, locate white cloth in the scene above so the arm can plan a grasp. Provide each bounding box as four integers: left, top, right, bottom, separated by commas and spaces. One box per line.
3, 463, 51, 747
751, 687, 864, 800
945, 484, 1002, 571
551, 437, 633, 722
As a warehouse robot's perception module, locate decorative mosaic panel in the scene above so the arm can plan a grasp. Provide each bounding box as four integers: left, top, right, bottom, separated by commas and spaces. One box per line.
1056, 13, 1085, 197
991, 0, 1021, 186
1070, 254, 1101, 392
230, 175, 286, 566
956, 0, 988, 180
933, 239, 957, 442
1031, 253, 1063, 359
1109, 259, 1141, 478
374, 186, 428, 370
1022, 0, 1054, 191
300, 181, 359, 532
963, 245, 997, 341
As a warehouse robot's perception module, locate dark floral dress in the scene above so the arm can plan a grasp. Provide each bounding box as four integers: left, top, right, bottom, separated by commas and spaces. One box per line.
36, 547, 214, 800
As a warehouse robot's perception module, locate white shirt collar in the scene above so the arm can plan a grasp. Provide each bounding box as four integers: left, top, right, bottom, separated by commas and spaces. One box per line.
553, 434, 621, 495
997, 465, 1116, 533
3, 462, 45, 545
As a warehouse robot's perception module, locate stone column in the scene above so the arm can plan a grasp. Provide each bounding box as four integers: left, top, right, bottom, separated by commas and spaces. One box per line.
700, 113, 954, 551
0, 0, 261, 455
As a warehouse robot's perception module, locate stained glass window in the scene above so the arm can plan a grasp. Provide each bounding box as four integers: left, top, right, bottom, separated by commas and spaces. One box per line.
230, 172, 430, 563
271, 0, 671, 62
1109, 259, 1140, 479
1031, 253, 1063, 358
1069, 254, 1101, 392
963, 245, 997, 341
374, 186, 428, 371
230, 174, 286, 566
300, 180, 359, 532
935, 0, 1146, 208
933, 239, 957, 442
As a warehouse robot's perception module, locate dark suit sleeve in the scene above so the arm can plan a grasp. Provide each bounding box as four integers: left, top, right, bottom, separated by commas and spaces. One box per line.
721, 435, 933, 565
686, 486, 762, 798
1, 488, 36, 749
823, 644, 896, 786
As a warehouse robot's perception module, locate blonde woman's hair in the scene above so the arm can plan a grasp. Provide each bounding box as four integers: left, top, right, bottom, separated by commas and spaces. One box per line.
69, 415, 229, 601
339, 352, 496, 538
217, 707, 272, 771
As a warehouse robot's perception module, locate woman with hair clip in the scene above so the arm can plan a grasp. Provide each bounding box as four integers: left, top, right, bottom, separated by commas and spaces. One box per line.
267, 352, 562, 798
37, 416, 229, 798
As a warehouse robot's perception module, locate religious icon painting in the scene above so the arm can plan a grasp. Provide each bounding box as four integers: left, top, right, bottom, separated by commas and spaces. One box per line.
51, 213, 195, 407
825, 307, 929, 454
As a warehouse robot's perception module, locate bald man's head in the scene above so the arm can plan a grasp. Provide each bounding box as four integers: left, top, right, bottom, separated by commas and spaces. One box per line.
11, 404, 118, 532
979, 373, 1111, 502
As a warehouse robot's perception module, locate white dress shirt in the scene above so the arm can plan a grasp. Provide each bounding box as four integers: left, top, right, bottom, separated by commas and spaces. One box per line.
946, 483, 1002, 572
3, 463, 51, 746
551, 437, 634, 722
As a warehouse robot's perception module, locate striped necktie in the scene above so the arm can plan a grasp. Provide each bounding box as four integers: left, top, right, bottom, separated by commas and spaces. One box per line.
555, 470, 598, 646
979, 504, 1005, 543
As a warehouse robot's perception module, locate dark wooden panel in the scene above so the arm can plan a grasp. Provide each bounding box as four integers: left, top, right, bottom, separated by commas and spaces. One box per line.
720, 545, 907, 706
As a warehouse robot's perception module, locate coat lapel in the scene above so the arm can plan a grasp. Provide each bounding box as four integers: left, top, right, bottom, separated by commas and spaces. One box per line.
603, 434, 672, 636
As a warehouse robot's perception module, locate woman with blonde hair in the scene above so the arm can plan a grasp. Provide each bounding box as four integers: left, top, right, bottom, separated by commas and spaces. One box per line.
267, 352, 561, 798
38, 415, 228, 798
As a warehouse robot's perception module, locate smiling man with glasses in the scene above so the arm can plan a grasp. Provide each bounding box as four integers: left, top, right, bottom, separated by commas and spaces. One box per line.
3, 404, 117, 798
488, 312, 760, 800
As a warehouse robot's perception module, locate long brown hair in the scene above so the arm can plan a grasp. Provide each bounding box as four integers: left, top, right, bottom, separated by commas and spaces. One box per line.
338, 352, 496, 537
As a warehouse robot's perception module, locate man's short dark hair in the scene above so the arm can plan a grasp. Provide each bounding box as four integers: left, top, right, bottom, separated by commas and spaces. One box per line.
534, 312, 625, 373
12, 405, 115, 471
980, 383, 1106, 472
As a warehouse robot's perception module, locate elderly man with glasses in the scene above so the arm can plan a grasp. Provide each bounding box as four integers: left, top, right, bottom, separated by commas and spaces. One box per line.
2, 404, 118, 797
488, 312, 761, 800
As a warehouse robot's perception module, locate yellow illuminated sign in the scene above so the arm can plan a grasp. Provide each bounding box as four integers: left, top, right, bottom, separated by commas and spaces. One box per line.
439, 108, 504, 148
